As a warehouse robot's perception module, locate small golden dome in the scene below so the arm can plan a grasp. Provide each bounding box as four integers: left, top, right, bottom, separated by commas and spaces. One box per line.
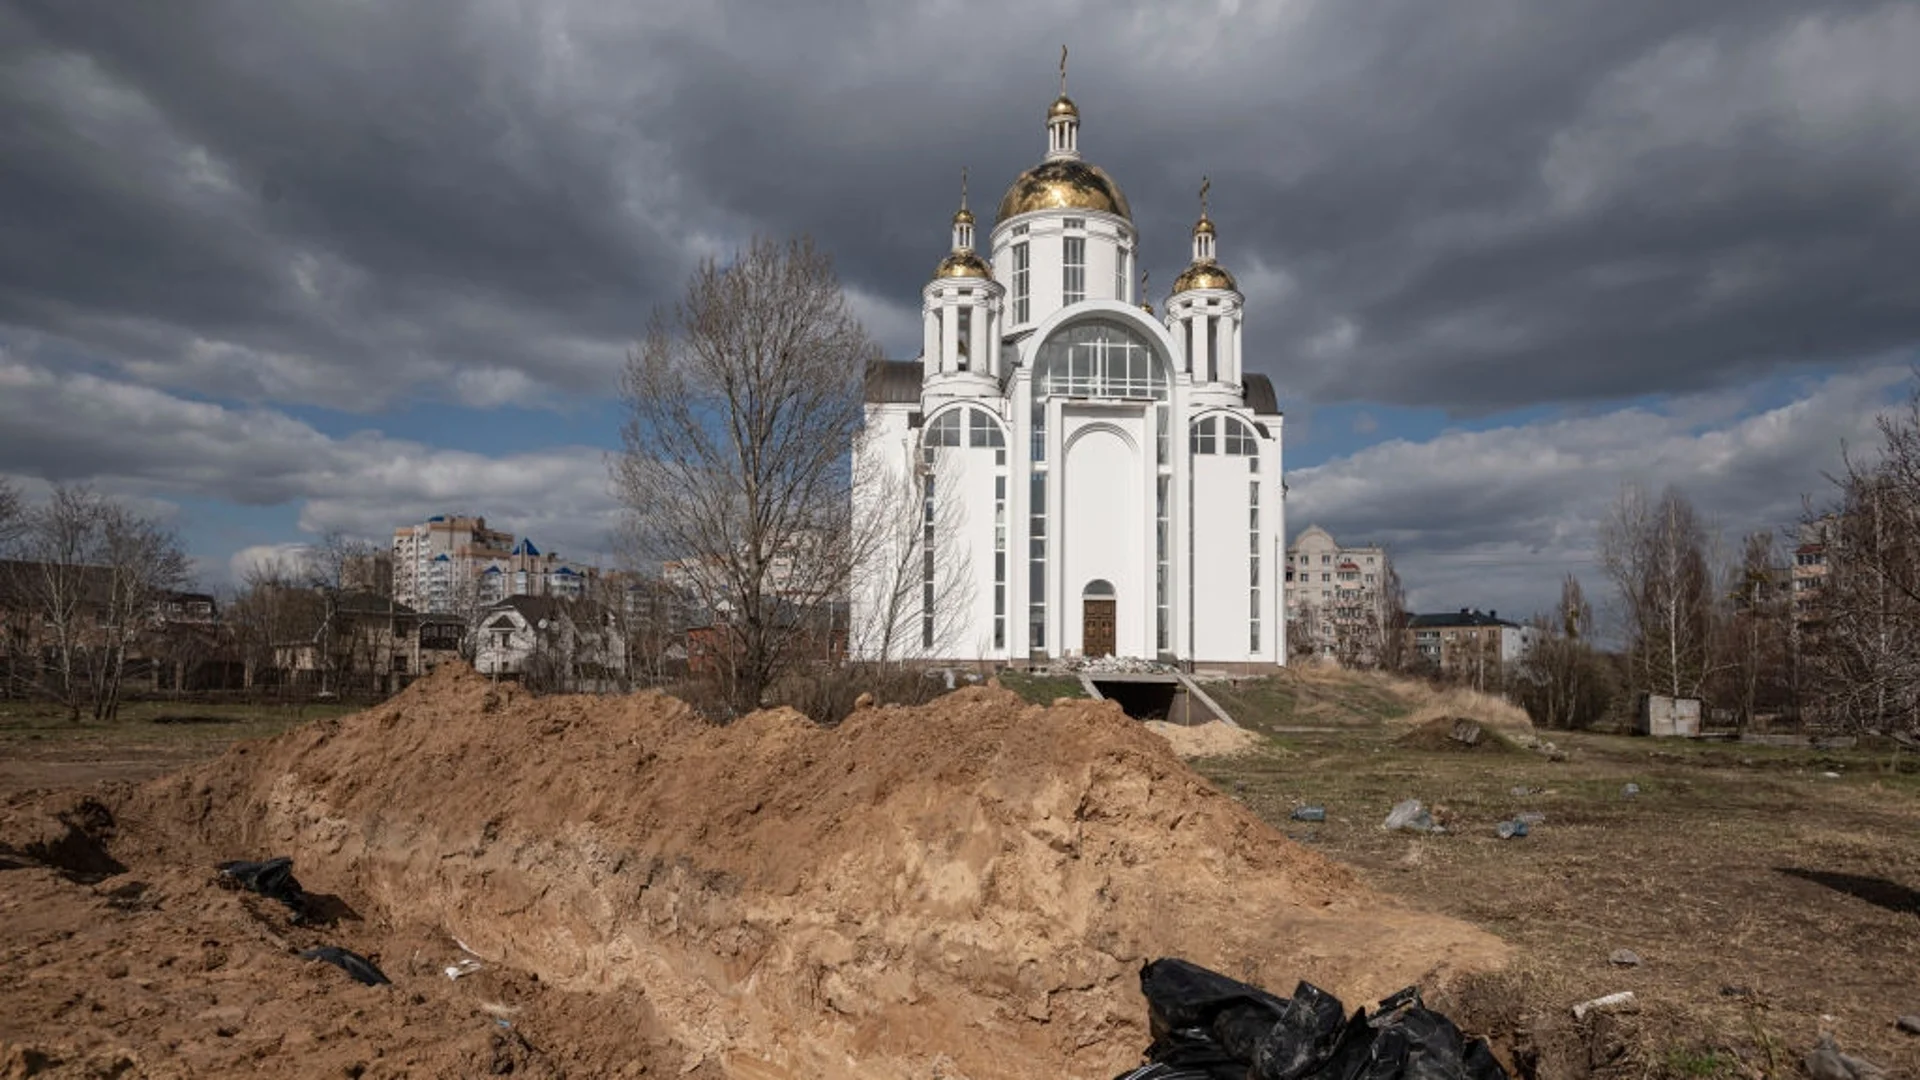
1172, 262, 1239, 294
1048, 94, 1079, 119
997, 158, 1132, 222
953, 206, 974, 226
1193, 216, 1215, 236
935, 250, 993, 279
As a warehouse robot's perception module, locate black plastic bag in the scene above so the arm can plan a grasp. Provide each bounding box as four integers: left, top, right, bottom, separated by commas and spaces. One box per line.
216, 855, 308, 918
1116, 959, 1508, 1080
300, 945, 390, 986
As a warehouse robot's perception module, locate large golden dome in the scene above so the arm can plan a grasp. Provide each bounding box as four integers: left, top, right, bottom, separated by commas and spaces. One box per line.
997, 158, 1133, 222
934, 250, 993, 279
1172, 262, 1238, 293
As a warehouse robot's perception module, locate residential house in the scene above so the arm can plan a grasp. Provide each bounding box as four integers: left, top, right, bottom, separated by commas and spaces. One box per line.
474, 596, 627, 691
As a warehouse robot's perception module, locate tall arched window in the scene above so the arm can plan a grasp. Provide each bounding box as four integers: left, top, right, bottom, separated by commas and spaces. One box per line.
1034, 319, 1168, 400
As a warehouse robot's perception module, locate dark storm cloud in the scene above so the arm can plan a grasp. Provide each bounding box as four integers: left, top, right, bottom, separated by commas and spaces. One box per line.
1, 0, 1916, 413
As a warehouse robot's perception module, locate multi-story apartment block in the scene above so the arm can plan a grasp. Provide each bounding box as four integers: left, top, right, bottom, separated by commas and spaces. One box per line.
1404, 609, 1539, 686
1284, 524, 1391, 660
391, 515, 514, 612
473, 538, 598, 604
1791, 516, 1833, 623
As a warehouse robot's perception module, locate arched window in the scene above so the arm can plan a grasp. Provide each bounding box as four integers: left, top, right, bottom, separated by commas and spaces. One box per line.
1083, 579, 1116, 598
967, 407, 1005, 448
1035, 319, 1168, 400
925, 409, 963, 448
1190, 415, 1259, 456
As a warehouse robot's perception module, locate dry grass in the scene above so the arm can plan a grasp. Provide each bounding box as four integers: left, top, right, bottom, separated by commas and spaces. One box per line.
1189, 725, 1920, 1079
1382, 674, 1536, 734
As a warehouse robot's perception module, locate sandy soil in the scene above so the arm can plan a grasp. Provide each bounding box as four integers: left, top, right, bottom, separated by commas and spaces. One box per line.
1143, 719, 1263, 759
1, 665, 1509, 1079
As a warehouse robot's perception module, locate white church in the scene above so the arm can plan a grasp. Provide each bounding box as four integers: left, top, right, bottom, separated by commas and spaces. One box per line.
850, 74, 1285, 669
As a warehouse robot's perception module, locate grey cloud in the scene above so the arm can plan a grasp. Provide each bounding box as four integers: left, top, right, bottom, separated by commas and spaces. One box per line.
1286, 364, 1912, 621
2, 0, 1916, 415
0, 356, 622, 564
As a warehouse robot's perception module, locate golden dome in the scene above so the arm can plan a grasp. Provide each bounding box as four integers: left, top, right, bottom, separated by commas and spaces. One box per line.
1193, 216, 1215, 236
1048, 94, 1079, 119
953, 206, 975, 225
1172, 262, 1238, 293
935, 250, 993, 279
997, 158, 1132, 222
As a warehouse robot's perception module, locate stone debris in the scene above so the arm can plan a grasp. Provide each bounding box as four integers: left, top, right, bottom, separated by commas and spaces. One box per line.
1570, 991, 1635, 1020
1608, 948, 1642, 967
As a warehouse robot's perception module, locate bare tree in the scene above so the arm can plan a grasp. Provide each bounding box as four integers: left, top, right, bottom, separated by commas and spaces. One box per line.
614, 236, 878, 716
1800, 391, 1920, 734
1372, 557, 1409, 671
227, 554, 312, 693
87, 501, 190, 720
1515, 574, 1619, 729
1599, 483, 1716, 701
0, 477, 22, 551
299, 532, 383, 694
847, 434, 977, 664
1712, 530, 1793, 729
16, 486, 106, 718
10, 487, 190, 719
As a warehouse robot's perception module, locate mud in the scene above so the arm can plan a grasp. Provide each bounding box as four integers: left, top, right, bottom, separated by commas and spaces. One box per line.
2, 665, 1508, 1078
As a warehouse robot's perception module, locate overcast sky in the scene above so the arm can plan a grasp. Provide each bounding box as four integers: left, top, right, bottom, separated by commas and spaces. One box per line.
3, 0, 1916, 622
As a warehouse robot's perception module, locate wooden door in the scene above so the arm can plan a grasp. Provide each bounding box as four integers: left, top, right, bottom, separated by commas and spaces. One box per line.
1083, 599, 1116, 658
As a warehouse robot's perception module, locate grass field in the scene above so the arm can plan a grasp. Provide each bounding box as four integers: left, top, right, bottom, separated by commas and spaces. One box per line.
1190, 671, 1920, 1079
0, 698, 360, 796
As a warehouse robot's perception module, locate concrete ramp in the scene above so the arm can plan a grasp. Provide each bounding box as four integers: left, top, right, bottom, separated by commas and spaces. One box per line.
1078, 671, 1239, 727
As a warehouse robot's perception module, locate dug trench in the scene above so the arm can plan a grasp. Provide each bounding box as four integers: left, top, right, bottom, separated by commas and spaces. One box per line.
2, 665, 1512, 1078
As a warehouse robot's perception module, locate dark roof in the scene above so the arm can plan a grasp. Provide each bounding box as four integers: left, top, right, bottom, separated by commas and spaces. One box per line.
1408, 609, 1520, 629
1243, 373, 1278, 415
865, 360, 923, 404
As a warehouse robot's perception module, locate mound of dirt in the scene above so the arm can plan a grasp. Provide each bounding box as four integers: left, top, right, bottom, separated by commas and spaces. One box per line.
7, 664, 1509, 1079
1391, 680, 1535, 736
1144, 719, 1262, 759
1394, 717, 1519, 753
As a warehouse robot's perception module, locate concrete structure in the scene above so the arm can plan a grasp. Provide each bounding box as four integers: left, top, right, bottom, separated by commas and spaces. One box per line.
1284, 525, 1389, 661
1637, 693, 1702, 737
1791, 516, 1833, 624
391, 515, 513, 612
1404, 609, 1540, 685
850, 77, 1285, 668
392, 516, 597, 614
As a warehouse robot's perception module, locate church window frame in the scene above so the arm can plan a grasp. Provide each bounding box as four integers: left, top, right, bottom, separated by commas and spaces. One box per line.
1034, 318, 1168, 401
1062, 236, 1086, 305
1012, 242, 1030, 324
1190, 415, 1217, 455
1221, 418, 1257, 456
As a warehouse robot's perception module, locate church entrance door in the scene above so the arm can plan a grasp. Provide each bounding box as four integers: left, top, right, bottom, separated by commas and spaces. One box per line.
1083, 599, 1116, 658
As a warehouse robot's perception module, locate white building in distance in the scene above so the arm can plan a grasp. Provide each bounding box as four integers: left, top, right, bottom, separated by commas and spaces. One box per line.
850, 75, 1285, 670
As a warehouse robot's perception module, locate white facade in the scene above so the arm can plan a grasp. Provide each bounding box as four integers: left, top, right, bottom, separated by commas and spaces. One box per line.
850, 88, 1286, 667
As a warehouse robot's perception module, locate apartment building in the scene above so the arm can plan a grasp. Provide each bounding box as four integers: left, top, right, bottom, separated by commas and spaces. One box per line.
392, 515, 598, 614
1791, 516, 1833, 623
1404, 609, 1539, 686
1284, 524, 1391, 661
391, 515, 514, 612
473, 538, 599, 604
